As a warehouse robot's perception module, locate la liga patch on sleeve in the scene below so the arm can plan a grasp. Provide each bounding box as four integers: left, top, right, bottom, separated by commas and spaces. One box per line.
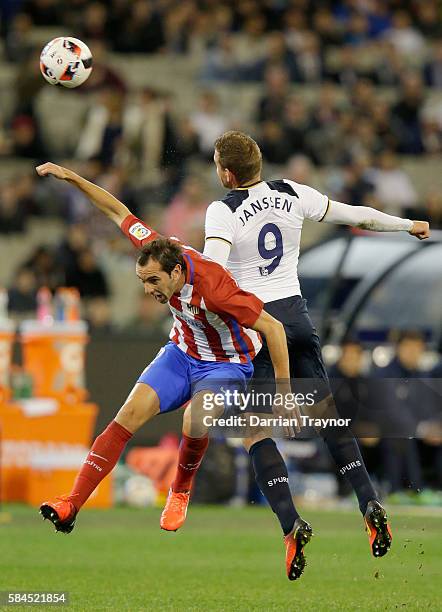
129, 222, 151, 240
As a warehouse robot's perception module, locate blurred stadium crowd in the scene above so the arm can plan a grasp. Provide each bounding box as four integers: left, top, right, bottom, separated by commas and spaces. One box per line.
0, 0, 440, 503
1, 0, 442, 330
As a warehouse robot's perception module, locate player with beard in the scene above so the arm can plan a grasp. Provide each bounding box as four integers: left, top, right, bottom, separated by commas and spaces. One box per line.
35, 162, 303, 574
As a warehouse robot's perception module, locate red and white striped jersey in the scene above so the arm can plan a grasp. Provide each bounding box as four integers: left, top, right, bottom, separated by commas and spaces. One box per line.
121, 214, 263, 364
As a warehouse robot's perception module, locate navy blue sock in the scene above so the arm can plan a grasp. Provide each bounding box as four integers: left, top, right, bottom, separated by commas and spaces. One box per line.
249, 438, 299, 535
323, 435, 379, 514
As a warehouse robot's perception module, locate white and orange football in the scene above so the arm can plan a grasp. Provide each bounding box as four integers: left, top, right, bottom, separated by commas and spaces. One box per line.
40, 37, 93, 88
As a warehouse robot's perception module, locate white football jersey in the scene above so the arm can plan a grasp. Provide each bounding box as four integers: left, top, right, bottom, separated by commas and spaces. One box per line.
205, 179, 329, 303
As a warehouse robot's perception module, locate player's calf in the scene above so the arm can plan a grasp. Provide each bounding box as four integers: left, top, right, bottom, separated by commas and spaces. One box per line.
39, 384, 159, 534
160, 391, 218, 532
160, 428, 209, 531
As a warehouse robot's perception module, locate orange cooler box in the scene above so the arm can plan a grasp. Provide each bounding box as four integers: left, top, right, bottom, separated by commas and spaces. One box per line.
0, 400, 111, 508
28, 468, 111, 509
20, 321, 88, 400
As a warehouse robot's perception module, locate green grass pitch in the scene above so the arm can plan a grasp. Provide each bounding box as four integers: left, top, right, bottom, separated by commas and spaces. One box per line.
1, 504, 440, 611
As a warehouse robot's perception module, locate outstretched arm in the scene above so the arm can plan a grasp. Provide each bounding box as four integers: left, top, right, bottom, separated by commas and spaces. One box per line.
36, 162, 131, 227
322, 200, 430, 240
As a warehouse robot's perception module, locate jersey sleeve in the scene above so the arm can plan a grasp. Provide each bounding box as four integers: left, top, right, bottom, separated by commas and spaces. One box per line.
203, 267, 264, 328
203, 238, 231, 267
286, 181, 329, 222
205, 200, 236, 244
120, 214, 161, 249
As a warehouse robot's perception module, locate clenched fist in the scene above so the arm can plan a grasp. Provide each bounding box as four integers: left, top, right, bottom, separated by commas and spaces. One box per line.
409, 220, 430, 240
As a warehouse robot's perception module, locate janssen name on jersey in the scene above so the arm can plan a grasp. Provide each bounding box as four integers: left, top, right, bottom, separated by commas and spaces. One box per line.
236, 192, 294, 227
205, 179, 329, 303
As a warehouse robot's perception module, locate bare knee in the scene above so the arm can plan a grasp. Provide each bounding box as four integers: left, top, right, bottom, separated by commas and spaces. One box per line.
182, 403, 192, 433
115, 402, 140, 432
115, 383, 160, 433
183, 391, 223, 438
304, 393, 337, 420
243, 431, 271, 453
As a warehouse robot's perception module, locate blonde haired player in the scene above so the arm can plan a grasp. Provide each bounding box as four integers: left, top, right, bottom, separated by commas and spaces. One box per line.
161, 130, 430, 578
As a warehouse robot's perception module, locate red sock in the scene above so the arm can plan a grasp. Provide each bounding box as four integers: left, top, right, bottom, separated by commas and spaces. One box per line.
69, 420, 132, 511
172, 433, 209, 492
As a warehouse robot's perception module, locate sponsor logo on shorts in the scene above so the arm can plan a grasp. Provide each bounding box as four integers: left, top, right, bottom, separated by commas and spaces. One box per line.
129, 223, 151, 240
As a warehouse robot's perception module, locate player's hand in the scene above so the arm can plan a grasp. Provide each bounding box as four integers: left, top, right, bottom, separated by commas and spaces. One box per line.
35, 162, 70, 181
274, 383, 301, 439
409, 220, 430, 240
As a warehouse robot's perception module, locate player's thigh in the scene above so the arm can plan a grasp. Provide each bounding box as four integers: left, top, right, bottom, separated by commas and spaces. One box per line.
115, 382, 160, 433
283, 301, 331, 399
184, 389, 225, 437
251, 343, 274, 380
261, 297, 334, 424
262, 295, 327, 379
187, 360, 254, 436
129, 342, 191, 418
191, 359, 254, 405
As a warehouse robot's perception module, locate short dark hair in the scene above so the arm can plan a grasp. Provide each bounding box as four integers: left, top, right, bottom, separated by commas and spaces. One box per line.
214, 130, 262, 184
137, 238, 186, 275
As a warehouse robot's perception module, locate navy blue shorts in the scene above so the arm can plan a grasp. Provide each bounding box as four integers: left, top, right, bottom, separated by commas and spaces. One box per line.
252, 295, 331, 400
137, 342, 254, 414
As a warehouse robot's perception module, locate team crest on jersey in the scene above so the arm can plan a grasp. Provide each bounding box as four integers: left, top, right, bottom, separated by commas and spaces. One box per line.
129, 222, 151, 240
186, 304, 200, 315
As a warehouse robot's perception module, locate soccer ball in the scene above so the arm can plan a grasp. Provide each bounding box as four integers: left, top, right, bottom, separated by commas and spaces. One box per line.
124, 475, 156, 508
40, 37, 93, 88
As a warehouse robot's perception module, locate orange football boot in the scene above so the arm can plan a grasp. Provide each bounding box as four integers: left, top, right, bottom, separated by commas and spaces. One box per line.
160, 490, 190, 531
364, 500, 392, 557
284, 518, 313, 580
40, 496, 77, 534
